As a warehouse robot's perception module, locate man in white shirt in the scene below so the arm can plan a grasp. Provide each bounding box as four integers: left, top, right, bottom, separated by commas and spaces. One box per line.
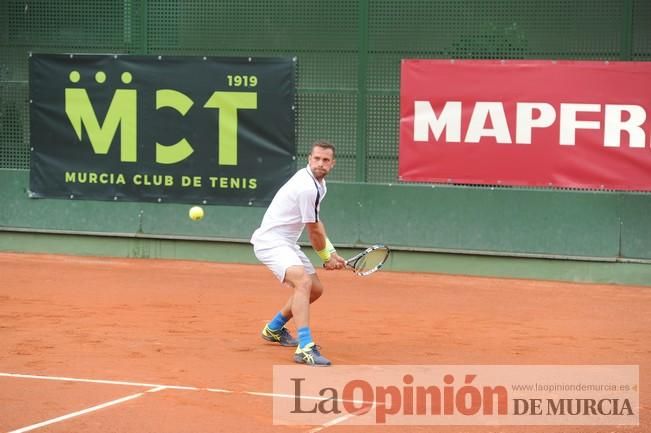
251, 140, 346, 366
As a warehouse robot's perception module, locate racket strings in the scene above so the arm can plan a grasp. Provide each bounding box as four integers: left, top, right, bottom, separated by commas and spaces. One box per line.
354, 248, 389, 274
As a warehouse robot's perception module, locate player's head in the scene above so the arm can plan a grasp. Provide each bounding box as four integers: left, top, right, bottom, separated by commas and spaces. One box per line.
311, 140, 336, 158
308, 140, 336, 180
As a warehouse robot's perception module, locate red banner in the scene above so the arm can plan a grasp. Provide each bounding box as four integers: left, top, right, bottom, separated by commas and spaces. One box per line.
399, 60, 651, 190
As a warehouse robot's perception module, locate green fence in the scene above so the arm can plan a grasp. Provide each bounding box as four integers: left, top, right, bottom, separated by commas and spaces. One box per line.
3, 0, 651, 180
2, 1, 651, 278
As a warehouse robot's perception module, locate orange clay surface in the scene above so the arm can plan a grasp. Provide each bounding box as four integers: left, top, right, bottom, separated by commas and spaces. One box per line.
0, 252, 649, 433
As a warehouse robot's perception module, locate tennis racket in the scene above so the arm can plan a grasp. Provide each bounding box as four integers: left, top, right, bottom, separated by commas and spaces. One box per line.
345, 244, 390, 276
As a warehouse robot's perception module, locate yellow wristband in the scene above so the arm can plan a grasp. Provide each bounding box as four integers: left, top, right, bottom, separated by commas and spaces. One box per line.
316, 238, 336, 262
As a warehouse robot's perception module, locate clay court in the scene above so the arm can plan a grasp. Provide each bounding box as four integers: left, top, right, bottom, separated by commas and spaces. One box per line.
0, 251, 649, 432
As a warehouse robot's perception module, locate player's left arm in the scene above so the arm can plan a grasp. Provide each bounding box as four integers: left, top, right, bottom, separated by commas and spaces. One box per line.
306, 222, 345, 269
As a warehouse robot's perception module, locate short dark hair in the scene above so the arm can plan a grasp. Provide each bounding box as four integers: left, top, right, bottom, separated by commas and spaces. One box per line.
311, 140, 336, 158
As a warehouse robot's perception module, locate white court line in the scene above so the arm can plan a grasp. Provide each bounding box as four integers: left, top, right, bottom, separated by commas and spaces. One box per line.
245, 391, 374, 405
0, 372, 199, 391
205, 388, 233, 393
2, 371, 365, 433
146, 386, 168, 393
7, 390, 148, 433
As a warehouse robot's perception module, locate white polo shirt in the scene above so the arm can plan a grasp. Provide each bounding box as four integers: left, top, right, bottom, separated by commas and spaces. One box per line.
251, 166, 327, 250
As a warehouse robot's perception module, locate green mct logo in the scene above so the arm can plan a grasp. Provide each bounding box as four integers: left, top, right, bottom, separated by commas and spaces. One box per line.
64, 70, 257, 165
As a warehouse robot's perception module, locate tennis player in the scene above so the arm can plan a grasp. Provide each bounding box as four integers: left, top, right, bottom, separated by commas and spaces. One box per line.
251, 140, 346, 366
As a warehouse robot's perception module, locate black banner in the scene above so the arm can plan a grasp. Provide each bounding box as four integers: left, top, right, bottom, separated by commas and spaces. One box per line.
29, 54, 296, 206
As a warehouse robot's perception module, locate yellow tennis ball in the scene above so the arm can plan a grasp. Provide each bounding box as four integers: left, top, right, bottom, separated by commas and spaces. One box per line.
189, 206, 204, 221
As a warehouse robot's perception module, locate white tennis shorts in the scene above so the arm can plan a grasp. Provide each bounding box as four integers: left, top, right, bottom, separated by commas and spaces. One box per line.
254, 244, 316, 282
